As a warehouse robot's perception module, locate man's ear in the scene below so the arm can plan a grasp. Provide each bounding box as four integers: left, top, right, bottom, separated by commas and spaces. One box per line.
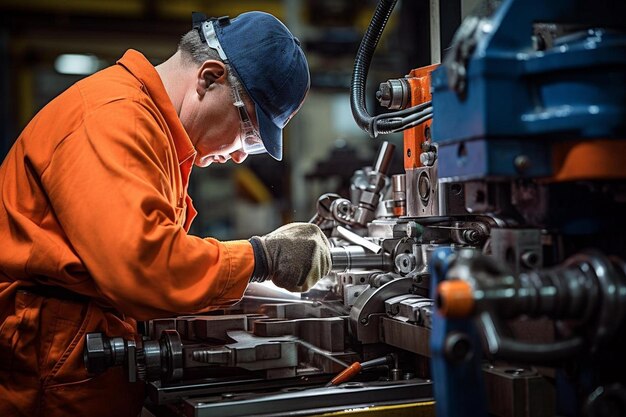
196, 60, 227, 97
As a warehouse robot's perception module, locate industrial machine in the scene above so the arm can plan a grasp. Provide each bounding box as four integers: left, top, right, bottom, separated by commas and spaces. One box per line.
84, 0, 626, 416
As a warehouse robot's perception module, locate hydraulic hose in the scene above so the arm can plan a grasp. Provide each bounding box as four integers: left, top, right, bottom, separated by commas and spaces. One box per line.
350, 0, 399, 138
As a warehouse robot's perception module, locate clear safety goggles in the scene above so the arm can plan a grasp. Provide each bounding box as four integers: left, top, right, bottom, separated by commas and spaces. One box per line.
232, 86, 266, 155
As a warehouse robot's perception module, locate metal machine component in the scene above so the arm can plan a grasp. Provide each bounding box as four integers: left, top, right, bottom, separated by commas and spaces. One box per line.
330, 245, 392, 272
376, 78, 411, 109
430, 248, 488, 417
84, 333, 137, 382
440, 250, 626, 360
407, 164, 439, 217
391, 174, 406, 216
483, 366, 555, 417
314, 142, 396, 229
385, 294, 433, 327
350, 141, 395, 226
326, 354, 396, 386
442, 15, 489, 97
489, 228, 543, 274
183, 379, 433, 417
419, 142, 437, 167
349, 277, 415, 344
309, 192, 341, 227
433, 1, 626, 182
363, 0, 626, 415
335, 226, 383, 254
83, 2, 626, 416
85, 298, 434, 417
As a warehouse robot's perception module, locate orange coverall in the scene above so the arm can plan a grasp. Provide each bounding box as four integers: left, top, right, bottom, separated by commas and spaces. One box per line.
0, 49, 254, 416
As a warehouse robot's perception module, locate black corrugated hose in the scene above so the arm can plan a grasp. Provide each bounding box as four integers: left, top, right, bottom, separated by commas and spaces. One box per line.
350, 0, 432, 138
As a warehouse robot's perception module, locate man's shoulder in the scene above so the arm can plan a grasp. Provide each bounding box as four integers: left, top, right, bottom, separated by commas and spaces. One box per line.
75, 65, 151, 113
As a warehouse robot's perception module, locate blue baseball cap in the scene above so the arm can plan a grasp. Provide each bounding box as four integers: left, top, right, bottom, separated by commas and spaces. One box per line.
193, 12, 310, 161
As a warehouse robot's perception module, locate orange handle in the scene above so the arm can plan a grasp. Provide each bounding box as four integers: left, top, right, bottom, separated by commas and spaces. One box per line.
328, 362, 363, 386
437, 280, 474, 318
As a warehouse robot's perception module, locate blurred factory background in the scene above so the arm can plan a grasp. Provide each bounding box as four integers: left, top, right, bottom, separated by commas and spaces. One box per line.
0, 0, 477, 240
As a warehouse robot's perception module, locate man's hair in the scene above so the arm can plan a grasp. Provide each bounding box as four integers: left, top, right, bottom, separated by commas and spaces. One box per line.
178, 30, 247, 102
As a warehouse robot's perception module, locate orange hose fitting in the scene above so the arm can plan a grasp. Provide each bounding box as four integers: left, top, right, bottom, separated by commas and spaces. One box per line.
437, 280, 474, 318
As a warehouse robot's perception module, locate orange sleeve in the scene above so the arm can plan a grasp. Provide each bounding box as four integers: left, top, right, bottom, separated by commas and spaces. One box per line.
41, 99, 253, 320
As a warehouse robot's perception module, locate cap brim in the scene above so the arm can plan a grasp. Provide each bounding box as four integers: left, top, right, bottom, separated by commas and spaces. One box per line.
255, 102, 283, 161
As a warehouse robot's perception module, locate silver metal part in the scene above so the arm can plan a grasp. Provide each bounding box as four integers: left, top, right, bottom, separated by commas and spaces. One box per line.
330, 245, 392, 271
342, 283, 370, 307
336, 226, 383, 254
142, 340, 162, 381
384, 294, 434, 327
161, 330, 183, 381
350, 277, 414, 344
187, 331, 297, 376
392, 241, 434, 278
374, 141, 395, 174
490, 228, 543, 274
377, 78, 411, 109
395, 253, 417, 274
420, 151, 437, 166
368, 219, 407, 239
392, 174, 407, 216
309, 193, 341, 225
406, 165, 440, 217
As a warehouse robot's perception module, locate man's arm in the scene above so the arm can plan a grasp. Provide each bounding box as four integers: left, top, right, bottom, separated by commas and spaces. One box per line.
42, 99, 252, 320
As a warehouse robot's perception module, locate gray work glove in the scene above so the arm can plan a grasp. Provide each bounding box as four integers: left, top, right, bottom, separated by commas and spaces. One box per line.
249, 223, 332, 292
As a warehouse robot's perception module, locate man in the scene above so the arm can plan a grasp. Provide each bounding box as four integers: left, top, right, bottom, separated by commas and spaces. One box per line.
0, 11, 331, 417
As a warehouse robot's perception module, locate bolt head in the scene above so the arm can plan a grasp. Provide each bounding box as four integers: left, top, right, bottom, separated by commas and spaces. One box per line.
84, 333, 107, 374
514, 155, 531, 172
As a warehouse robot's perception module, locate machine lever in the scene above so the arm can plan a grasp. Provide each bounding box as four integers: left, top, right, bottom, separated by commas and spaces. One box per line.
336, 226, 382, 254
326, 355, 395, 386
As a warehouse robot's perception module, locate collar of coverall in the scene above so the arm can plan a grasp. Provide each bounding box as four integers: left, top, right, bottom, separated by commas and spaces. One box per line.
116, 49, 197, 165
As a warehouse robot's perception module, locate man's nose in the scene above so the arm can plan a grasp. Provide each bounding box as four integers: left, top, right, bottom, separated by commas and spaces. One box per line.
213, 155, 230, 163
231, 150, 249, 164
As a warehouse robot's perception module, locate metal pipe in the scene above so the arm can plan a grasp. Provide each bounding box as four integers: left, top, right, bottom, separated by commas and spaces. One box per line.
331, 246, 393, 272
373, 141, 395, 174
392, 174, 406, 216
336, 226, 382, 254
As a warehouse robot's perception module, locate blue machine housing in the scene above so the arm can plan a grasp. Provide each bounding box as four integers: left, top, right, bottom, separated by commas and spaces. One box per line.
429, 248, 488, 417
431, 0, 626, 181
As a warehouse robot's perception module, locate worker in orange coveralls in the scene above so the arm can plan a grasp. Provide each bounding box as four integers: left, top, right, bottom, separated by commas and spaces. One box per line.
0, 11, 331, 417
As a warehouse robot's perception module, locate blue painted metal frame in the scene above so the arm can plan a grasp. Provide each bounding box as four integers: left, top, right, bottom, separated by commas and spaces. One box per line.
431, 0, 626, 181
437, 138, 552, 181
430, 248, 488, 417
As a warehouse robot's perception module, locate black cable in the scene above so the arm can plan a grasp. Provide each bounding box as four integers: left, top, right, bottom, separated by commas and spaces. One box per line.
350, 0, 399, 138
376, 100, 432, 120
390, 113, 433, 132
399, 107, 432, 124
371, 106, 432, 135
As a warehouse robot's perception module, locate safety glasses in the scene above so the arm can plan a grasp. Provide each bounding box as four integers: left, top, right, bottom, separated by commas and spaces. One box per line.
232, 86, 266, 155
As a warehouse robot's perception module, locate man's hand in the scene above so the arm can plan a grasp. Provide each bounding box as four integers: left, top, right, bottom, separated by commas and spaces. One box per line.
249, 223, 332, 292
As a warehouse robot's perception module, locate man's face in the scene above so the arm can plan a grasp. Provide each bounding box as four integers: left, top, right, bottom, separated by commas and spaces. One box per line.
180, 62, 259, 167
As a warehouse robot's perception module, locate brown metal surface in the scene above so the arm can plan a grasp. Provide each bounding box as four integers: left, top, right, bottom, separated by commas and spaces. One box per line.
380, 317, 431, 357
483, 366, 555, 417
